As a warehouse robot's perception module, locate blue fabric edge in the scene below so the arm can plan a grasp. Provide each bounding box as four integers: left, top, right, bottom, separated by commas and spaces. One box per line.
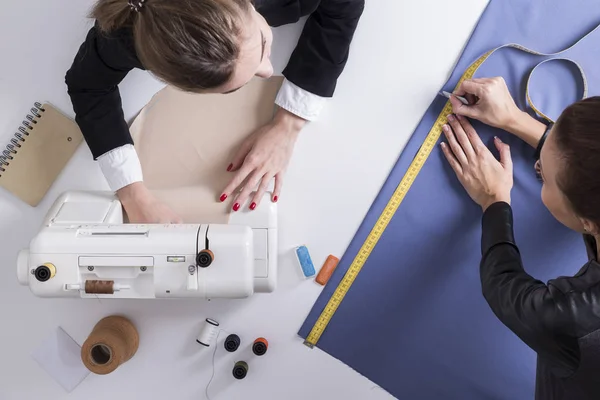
296, 1, 493, 342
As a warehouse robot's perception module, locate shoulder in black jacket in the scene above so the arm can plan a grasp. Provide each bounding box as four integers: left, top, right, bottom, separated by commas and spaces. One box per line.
481, 202, 600, 399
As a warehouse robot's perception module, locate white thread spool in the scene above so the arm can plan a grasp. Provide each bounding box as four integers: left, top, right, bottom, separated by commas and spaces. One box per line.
196, 318, 219, 347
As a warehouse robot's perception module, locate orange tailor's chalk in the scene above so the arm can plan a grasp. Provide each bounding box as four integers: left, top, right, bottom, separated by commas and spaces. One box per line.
316, 255, 339, 285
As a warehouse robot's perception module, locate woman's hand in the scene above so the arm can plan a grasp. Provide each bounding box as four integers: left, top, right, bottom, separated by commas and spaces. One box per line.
449, 77, 522, 130
220, 108, 305, 211
450, 77, 548, 149
440, 114, 513, 211
118, 182, 183, 223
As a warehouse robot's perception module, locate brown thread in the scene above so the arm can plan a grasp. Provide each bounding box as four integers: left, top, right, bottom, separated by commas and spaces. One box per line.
81, 316, 139, 375
85, 280, 114, 294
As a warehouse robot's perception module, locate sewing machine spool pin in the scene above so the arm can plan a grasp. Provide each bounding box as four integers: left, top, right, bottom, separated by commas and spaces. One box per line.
64, 281, 131, 294
196, 249, 214, 268
33, 263, 56, 282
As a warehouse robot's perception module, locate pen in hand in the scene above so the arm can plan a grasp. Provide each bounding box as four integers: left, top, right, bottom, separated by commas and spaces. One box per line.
440, 91, 470, 105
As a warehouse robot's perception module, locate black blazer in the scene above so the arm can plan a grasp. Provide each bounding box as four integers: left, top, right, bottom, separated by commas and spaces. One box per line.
481, 202, 600, 399
65, 0, 365, 159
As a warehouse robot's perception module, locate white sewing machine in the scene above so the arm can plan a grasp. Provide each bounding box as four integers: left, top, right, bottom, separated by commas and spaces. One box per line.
17, 191, 277, 299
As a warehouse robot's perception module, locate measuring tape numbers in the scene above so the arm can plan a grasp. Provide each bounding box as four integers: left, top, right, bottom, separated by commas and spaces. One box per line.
303, 25, 597, 348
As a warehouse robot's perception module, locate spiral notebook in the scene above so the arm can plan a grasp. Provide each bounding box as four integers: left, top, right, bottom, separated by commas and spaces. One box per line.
0, 102, 83, 206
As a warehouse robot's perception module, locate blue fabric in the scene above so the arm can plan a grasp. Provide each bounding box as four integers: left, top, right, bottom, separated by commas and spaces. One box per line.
298, 2, 600, 399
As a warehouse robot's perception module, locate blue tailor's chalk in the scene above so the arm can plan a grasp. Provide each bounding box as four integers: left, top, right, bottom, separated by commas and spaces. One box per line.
295, 245, 316, 278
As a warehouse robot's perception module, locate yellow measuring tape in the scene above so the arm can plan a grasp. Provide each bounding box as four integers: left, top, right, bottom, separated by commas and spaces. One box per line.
303, 29, 595, 348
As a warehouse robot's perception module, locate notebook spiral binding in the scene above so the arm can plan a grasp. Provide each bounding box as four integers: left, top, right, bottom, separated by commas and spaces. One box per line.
0, 102, 46, 178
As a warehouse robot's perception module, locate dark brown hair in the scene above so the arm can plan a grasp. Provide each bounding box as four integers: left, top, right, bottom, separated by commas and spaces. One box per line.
90, 0, 251, 91
553, 96, 600, 226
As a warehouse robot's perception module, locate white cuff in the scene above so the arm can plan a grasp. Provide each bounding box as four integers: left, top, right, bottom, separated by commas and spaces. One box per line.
275, 78, 327, 121
97, 144, 144, 192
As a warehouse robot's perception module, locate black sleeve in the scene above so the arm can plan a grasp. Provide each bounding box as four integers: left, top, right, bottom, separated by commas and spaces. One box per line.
65, 24, 144, 159
282, 0, 365, 97
479, 202, 580, 376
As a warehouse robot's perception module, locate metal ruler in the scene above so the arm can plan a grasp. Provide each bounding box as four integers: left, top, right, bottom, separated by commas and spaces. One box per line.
303, 29, 594, 348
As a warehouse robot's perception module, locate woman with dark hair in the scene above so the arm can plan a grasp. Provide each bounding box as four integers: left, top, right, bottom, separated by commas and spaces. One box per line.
442, 77, 600, 399
66, 0, 364, 222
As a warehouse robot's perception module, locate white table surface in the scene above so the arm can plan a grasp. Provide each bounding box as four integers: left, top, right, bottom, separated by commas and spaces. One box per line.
0, 1, 488, 399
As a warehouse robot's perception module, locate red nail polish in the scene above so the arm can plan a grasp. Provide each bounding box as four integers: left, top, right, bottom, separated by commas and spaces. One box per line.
250, 202, 256, 210
227, 163, 233, 172
273, 196, 278, 202
233, 203, 240, 212
220, 194, 227, 202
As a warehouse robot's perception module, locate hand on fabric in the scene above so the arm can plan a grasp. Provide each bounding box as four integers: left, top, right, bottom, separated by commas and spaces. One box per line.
220, 107, 306, 211
117, 182, 183, 223
449, 77, 522, 130
440, 114, 513, 211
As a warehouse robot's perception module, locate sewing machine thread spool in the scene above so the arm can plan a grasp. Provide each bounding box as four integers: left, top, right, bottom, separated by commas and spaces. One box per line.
81, 315, 139, 375
196, 249, 214, 268
252, 338, 268, 356
196, 318, 219, 347
33, 263, 56, 282
85, 280, 114, 294
224, 334, 241, 352
232, 361, 248, 380
223, 333, 241, 353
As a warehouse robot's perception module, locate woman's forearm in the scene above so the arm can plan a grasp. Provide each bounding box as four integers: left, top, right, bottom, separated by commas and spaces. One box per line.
505, 111, 548, 149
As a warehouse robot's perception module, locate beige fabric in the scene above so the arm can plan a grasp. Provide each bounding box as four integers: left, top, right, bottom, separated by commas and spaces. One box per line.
129, 76, 283, 223
0, 103, 83, 206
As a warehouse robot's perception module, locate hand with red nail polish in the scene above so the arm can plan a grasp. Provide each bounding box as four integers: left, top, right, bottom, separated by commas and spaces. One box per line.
221, 108, 303, 210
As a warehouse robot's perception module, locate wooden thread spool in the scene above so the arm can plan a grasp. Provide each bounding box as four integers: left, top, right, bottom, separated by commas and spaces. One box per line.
81, 316, 139, 375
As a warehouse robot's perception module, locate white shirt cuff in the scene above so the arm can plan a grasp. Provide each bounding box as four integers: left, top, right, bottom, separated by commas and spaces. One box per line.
97, 144, 144, 192
275, 78, 327, 121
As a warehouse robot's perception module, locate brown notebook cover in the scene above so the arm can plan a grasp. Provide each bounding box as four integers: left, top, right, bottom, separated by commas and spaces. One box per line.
0, 102, 83, 206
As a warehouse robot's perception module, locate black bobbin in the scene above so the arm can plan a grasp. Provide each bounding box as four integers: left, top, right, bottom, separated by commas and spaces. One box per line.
224, 334, 241, 352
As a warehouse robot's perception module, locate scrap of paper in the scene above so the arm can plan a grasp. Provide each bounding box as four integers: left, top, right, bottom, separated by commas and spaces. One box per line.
31, 326, 90, 392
